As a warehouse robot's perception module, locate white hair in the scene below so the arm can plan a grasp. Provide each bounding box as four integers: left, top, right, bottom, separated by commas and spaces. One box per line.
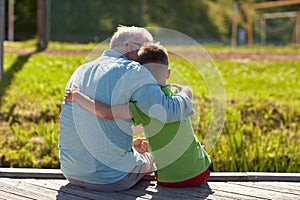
110, 25, 153, 49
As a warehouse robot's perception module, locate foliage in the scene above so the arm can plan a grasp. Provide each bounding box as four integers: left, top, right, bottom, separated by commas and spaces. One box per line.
12, 0, 300, 43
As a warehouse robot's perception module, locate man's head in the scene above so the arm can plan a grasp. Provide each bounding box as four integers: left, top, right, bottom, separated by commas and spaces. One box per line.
138, 42, 170, 86
110, 25, 153, 61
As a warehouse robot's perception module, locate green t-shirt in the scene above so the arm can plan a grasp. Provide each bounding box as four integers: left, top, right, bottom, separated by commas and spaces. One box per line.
129, 85, 211, 183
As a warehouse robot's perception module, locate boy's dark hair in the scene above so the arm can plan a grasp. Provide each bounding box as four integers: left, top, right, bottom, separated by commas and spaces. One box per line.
138, 42, 168, 66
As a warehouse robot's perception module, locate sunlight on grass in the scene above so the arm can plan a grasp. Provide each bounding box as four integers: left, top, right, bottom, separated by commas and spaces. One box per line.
0, 42, 299, 172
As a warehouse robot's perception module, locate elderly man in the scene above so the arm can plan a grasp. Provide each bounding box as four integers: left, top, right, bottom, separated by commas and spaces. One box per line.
59, 26, 194, 192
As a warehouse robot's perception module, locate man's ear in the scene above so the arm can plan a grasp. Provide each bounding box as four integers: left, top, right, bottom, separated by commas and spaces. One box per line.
126, 42, 134, 51
166, 69, 171, 79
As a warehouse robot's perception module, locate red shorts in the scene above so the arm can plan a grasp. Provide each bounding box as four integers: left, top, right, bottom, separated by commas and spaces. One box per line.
157, 168, 210, 188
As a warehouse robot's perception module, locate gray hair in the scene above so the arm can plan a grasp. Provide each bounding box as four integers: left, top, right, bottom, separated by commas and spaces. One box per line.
110, 25, 153, 49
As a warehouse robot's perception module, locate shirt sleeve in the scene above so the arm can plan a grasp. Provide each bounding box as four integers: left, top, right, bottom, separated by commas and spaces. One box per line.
131, 84, 194, 123
129, 102, 151, 126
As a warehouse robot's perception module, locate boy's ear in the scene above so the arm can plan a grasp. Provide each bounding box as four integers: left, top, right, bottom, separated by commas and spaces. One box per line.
166, 69, 171, 79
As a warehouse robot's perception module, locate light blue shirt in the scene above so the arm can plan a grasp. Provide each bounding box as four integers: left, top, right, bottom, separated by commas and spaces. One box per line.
59, 49, 194, 184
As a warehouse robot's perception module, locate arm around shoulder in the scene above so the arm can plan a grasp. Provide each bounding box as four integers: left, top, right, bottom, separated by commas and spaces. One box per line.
131, 84, 194, 123
65, 89, 132, 120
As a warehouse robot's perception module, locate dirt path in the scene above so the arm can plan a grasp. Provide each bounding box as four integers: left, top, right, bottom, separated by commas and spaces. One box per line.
4, 49, 300, 61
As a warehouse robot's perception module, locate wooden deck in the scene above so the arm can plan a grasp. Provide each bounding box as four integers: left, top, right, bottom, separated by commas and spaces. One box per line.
0, 168, 299, 200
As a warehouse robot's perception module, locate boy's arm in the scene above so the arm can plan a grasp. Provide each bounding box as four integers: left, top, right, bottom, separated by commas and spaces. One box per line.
131, 124, 144, 136
64, 87, 132, 120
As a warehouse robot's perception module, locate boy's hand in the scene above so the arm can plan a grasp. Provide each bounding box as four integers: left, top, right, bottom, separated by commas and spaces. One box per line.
64, 90, 75, 102
64, 84, 80, 102
133, 138, 149, 154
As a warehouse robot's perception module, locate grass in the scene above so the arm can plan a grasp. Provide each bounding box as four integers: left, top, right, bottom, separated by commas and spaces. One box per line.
0, 41, 299, 172
0, 53, 85, 168
168, 56, 300, 172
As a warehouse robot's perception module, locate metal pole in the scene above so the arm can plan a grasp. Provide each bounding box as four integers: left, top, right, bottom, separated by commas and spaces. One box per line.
0, 0, 5, 80
296, 8, 300, 46
247, 9, 253, 46
260, 16, 266, 45
231, 1, 238, 46
8, 0, 15, 41
37, 0, 50, 50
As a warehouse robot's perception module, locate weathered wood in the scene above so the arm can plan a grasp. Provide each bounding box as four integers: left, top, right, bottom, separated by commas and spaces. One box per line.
0, 169, 300, 199
246, 172, 300, 181
0, 177, 299, 200
1, 168, 300, 182
246, 0, 300, 45
230, 181, 300, 196
208, 172, 300, 181
210, 181, 300, 200
0, 168, 64, 179
0, 190, 33, 200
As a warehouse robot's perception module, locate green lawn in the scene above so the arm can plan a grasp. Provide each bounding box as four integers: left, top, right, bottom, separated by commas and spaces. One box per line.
0, 42, 299, 172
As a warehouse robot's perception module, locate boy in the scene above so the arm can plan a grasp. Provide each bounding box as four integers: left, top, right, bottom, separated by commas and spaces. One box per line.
64, 42, 211, 187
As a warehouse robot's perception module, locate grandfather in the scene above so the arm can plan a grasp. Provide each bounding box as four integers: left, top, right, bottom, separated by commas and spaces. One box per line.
59, 26, 194, 192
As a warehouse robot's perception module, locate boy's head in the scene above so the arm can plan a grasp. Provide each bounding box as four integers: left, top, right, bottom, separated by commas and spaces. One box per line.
138, 42, 170, 86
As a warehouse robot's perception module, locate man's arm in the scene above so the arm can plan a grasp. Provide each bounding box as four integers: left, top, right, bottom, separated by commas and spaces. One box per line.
131, 84, 194, 123
64, 86, 132, 120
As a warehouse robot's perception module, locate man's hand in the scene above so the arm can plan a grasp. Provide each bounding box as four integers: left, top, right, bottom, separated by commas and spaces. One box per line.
133, 138, 149, 154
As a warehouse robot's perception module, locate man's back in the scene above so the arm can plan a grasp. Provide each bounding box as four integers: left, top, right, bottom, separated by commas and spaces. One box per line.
59, 50, 156, 184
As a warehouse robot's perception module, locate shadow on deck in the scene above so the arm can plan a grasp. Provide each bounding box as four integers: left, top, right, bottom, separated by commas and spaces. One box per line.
0, 168, 299, 200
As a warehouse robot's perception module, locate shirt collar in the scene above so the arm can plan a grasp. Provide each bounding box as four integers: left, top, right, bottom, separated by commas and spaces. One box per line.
102, 49, 127, 59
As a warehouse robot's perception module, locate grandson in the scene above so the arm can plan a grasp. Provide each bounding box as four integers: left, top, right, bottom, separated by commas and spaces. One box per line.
64, 42, 211, 187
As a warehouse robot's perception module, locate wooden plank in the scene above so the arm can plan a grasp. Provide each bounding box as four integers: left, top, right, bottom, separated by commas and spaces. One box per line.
0, 177, 300, 200
208, 172, 300, 181
22, 179, 91, 200
1, 168, 300, 182
252, 0, 300, 10
0, 169, 300, 200
0, 178, 64, 199
0, 179, 52, 200
25, 178, 140, 200
128, 182, 210, 200
208, 182, 266, 200
0, 189, 33, 200
229, 181, 300, 196
221, 181, 299, 200
0, 168, 64, 179
208, 172, 249, 181
54, 192, 87, 200
262, 11, 298, 19
0, 168, 300, 181
246, 172, 300, 181
273, 182, 300, 192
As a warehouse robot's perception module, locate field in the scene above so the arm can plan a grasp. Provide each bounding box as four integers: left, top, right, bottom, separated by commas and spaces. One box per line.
0, 41, 299, 172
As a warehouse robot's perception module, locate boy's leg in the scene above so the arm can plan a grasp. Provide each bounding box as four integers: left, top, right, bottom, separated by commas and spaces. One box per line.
157, 168, 210, 188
